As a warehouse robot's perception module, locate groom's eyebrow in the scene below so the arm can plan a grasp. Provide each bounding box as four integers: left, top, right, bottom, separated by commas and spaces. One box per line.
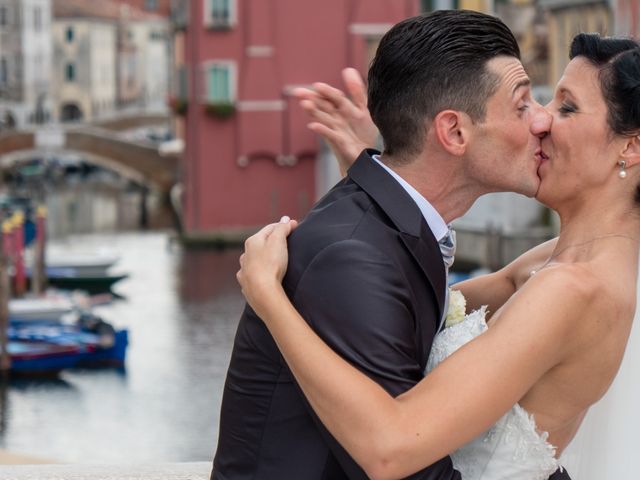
512, 79, 531, 98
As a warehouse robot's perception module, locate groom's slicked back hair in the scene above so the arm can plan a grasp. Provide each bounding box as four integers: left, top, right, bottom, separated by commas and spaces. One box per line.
368, 10, 520, 160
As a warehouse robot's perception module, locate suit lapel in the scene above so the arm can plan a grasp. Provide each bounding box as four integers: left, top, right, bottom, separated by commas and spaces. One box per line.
399, 230, 446, 320
348, 150, 447, 320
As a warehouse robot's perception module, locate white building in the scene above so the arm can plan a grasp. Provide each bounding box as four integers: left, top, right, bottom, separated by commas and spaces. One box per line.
119, 11, 169, 109
137, 19, 169, 109
52, 13, 117, 122
0, 0, 53, 128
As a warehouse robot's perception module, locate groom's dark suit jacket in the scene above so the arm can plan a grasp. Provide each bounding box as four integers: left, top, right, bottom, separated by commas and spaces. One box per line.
212, 150, 461, 480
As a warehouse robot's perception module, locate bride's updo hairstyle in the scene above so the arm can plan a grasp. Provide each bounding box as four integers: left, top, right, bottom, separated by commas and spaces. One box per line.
570, 34, 640, 137
571, 34, 640, 202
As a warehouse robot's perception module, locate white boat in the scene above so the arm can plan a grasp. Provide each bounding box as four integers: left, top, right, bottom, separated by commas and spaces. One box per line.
9, 296, 76, 322
28, 250, 120, 278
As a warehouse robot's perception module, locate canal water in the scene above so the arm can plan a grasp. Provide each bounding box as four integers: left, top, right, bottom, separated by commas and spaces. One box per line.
0, 187, 245, 463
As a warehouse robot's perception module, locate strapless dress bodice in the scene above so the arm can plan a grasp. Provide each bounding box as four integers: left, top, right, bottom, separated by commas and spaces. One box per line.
426, 307, 560, 480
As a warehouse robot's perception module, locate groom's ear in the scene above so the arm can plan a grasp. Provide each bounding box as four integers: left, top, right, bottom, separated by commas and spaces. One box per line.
620, 135, 640, 167
431, 110, 469, 156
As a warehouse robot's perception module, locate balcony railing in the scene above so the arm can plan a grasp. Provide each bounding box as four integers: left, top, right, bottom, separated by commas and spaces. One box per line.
170, 0, 188, 31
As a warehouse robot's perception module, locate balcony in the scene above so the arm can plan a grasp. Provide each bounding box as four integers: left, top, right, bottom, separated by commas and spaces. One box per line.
170, 0, 188, 31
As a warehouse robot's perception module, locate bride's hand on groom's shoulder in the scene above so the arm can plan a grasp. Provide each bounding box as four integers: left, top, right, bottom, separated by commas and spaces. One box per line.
237, 217, 298, 315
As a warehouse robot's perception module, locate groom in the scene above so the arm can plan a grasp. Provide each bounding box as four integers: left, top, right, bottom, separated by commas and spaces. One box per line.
213, 10, 565, 480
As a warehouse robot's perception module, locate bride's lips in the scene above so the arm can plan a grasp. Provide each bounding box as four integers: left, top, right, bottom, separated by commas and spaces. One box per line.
534, 147, 549, 163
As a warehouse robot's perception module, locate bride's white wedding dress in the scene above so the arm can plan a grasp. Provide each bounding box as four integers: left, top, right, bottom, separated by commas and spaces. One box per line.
558, 264, 640, 478
426, 307, 560, 480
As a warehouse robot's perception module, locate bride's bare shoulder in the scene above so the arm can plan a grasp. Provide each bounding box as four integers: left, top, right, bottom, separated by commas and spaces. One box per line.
500, 263, 602, 330
528, 263, 601, 299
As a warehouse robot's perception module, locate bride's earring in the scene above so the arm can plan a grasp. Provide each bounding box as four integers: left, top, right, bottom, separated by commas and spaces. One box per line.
619, 160, 627, 179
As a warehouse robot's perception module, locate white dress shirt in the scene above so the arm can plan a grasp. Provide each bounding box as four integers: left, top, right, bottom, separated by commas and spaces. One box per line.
371, 155, 448, 242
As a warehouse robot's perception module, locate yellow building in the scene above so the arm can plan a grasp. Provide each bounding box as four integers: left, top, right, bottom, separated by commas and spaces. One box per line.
420, 0, 493, 14
540, 0, 611, 86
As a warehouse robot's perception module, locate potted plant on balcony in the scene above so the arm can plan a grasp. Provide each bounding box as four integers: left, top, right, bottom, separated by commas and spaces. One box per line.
204, 101, 235, 119
168, 97, 188, 116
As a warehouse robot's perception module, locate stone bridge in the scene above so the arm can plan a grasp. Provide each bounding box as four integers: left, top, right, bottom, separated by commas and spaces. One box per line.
0, 113, 179, 194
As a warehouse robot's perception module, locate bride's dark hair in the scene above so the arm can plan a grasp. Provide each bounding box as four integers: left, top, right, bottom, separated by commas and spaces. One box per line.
570, 33, 640, 136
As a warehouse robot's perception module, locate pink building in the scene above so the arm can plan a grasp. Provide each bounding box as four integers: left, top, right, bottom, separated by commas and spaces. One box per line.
176, 0, 420, 238
613, 0, 640, 38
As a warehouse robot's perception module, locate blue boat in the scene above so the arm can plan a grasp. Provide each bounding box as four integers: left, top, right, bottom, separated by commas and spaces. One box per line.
9, 341, 84, 375
7, 314, 128, 375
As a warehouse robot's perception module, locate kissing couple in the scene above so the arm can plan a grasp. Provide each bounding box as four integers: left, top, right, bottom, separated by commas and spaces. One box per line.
213, 9, 640, 480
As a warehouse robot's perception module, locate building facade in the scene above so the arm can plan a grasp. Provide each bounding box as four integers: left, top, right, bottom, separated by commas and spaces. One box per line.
0, 0, 53, 128
113, 0, 171, 17
177, 0, 420, 236
52, 0, 169, 121
540, 0, 611, 86
611, 0, 640, 37
117, 14, 169, 108
52, 14, 118, 122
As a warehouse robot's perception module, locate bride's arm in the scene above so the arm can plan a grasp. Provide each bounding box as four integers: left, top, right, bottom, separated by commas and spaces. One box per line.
239, 223, 586, 480
454, 237, 558, 314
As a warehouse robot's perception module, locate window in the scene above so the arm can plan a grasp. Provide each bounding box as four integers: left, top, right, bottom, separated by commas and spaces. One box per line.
205, 0, 236, 28
66, 26, 74, 42
421, 0, 458, 12
203, 62, 235, 103
34, 6, 42, 31
176, 65, 188, 98
65, 63, 75, 82
0, 57, 7, 86
0, 6, 7, 26
171, 0, 189, 29
145, 0, 158, 11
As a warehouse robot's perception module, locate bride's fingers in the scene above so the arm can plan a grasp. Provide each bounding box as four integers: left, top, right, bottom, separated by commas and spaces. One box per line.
312, 82, 351, 111
308, 122, 363, 155
292, 86, 317, 100
342, 67, 367, 110
303, 107, 344, 132
244, 223, 277, 252
310, 97, 339, 117
267, 216, 297, 239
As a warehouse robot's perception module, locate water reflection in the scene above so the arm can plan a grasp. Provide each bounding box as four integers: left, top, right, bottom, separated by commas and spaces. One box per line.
0, 232, 244, 464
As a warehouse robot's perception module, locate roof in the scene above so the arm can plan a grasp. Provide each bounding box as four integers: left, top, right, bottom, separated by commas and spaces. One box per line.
53, 0, 164, 22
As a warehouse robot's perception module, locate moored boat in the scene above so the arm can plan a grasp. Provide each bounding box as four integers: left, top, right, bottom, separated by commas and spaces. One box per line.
8, 296, 75, 322
7, 313, 128, 375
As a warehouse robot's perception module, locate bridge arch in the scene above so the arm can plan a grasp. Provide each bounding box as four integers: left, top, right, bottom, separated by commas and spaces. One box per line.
0, 124, 178, 194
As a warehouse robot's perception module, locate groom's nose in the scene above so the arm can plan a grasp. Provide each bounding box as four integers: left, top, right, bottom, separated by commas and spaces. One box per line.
530, 103, 551, 139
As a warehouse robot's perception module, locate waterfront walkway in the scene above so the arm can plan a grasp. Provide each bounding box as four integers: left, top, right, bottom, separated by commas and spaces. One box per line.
0, 462, 210, 479
0, 449, 55, 464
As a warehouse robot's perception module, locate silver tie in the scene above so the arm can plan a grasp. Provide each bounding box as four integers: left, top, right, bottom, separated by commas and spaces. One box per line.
438, 226, 456, 270
438, 226, 456, 332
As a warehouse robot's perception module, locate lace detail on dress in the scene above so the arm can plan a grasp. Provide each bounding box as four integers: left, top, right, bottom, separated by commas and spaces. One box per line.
426, 307, 560, 480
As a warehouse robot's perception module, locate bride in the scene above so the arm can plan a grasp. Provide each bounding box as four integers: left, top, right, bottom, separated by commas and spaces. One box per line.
235, 33, 640, 480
